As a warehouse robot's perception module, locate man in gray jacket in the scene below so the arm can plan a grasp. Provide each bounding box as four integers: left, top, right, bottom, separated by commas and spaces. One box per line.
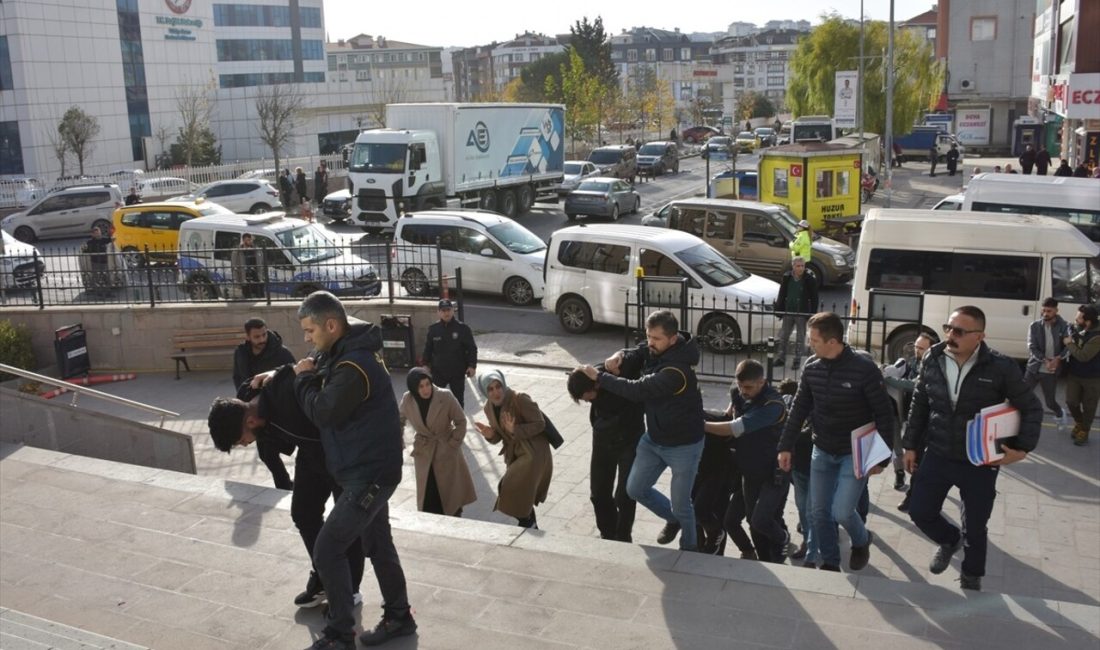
1025, 298, 1069, 426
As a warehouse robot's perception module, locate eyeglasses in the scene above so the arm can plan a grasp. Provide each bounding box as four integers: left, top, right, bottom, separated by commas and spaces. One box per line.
942, 323, 983, 337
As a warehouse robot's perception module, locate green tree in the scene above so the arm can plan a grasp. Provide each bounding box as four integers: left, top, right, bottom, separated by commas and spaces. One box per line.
169, 126, 221, 166
786, 15, 942, 136
518, 50, 570, 101
627, 66, 660, 141
57, 106, 100, 176
546, 49, 601, 156
736, 91, 777, 121
569, 16, 617, 87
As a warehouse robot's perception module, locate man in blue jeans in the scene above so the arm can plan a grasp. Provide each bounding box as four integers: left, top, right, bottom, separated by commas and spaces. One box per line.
778, 312, 895, 572
580, 310, 705, 551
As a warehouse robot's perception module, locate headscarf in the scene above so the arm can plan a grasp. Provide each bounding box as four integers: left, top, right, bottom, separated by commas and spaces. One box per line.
407, 367, 433, 424
477, 368, 507, 396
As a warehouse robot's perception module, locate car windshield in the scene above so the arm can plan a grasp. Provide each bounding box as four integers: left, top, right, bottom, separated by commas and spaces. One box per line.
198, 204, 235, 217
486, 221, 546, 254
756, 128, 774, 136
588, 149, 622, 164
674, 243, 749, 287
737, 132, 754, 139
276, 225, 340, 263
564, 162, 584, 175
771, 208, 803, 237
349, 142, 406, 174
576, 180, 611, 193
638, 144, 666, 155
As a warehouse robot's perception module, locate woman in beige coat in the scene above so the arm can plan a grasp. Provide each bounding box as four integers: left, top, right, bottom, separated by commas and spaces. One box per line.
474, 368, 553, 528
399, 367, 477, 517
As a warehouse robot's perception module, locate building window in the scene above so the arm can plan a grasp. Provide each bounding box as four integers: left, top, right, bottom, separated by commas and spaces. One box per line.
611, 49, 623, 60
0, 121, 24, 175
970, 17, 996, 41
0, 37, 12, 91
663, 48, 673, 61
767, 63, 784, 73
356, 70, 370, 81
627, 49, 638, 62
117, 0, 150, 162
219, 72, 325, 88
645, 49, 656, 62
681, 47, 691, 60
767, 76, 784, 86
515, 53, 524, 62
213, 4, 321, 28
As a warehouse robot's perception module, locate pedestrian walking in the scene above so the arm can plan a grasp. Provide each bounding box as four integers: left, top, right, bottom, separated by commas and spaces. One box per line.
85, 226, 113, 293
928, 144, 938, 177
882, 333, 934, 512
399, 367, 477, 516
580, 310, 705, 551
904, 306, 1042, 591
778, 378, 816, 565
279, 169, 293, 208
474, 368, 554, 528
231, 233, 264, 299
293, 291, 415, 648
1054, 159, 1073, 177
315, 161, 329, 198
567, 357, 644, 543
777, 312, 895, 572
125, 187, 141, 205
422, 299, 478, 407
1073, 162, 1089, 177
772, 257, 819, 370
295, 166, 309, 203
1063, 304, 1100, 446
1035, 146, 1052, 175
207, 364, 367, 612
1019, 144, 1037, 175
892, 141, 903, 167
1024, 298, 1069, 428
946, 144, 960, 176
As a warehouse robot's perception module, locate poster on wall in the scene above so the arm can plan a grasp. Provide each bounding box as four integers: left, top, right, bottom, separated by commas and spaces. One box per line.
956, 108, 991, 146
834, 71, 858, 129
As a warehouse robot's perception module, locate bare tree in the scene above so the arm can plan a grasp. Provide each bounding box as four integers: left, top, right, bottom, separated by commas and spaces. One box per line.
365, 69, 409, 128
175, 82, 215, 170
43, 125, 70, 179
57, 106, 100, 176
255, 84, 307, 177
154, 123, 173, 167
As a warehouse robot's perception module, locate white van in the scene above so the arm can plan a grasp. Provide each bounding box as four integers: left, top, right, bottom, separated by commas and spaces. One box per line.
177, 213, 380, 300
849, 208, 1099, 361
543, 225, 780, 352
961, 173, 1100, 242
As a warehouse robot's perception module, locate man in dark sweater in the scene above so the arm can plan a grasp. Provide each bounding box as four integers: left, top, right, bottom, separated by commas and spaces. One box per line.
422, 299, 478, 407
579, 310, 705, 551
778, 312, 895, 572
772, 257, 819, 370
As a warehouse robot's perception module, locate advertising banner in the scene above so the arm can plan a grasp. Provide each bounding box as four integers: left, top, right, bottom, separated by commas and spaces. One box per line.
834, 71, 858, 129
956, 108, 991, 146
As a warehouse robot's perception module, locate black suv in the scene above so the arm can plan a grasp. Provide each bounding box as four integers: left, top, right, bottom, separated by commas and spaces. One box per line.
636, 141, 679, 176
587, 145, 637, 181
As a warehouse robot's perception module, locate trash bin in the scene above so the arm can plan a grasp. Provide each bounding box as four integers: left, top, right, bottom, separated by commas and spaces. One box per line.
380, 314, 414, 369
55, 323, 90, 379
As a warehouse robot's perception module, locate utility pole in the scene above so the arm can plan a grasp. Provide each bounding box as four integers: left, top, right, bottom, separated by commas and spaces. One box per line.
858, 0, 865, 144
884, 0, 895, 208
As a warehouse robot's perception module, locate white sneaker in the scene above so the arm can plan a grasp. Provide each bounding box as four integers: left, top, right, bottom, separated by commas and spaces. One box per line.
1057, 412, 1068, 432
353, 592, 363, 606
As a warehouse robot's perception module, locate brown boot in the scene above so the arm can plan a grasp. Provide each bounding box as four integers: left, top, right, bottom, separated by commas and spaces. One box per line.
1073, 427, 1089, 446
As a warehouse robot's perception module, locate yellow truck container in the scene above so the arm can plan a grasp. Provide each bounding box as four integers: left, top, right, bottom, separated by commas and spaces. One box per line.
758, 143, 863, 231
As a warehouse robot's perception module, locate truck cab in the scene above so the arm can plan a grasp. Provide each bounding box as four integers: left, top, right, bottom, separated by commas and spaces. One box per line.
348, 129, 443, 234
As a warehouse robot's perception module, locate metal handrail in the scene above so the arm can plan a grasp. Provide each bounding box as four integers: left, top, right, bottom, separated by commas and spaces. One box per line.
0, 364, 179, 427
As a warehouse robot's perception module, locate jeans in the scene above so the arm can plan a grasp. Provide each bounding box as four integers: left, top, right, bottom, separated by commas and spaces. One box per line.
291, 451, 365, 592
1024, 371, 1063, 417
907, 450, 999, 577
777, 315, 808, 361
433, 374, 467, 407
809, 446, 870, 567
791, 468, 819, 563
627, 433, 704, 550
590, 433, 639, 542
313, 484, 409, 640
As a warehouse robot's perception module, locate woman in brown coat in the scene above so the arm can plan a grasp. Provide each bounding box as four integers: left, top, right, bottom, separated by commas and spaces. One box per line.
399, 367, 477, 517
474, 369, 553, 528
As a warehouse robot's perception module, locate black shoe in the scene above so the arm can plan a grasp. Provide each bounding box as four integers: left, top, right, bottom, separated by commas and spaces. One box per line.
294, 571, 326, 608
960, 573, 982, 591
802, 559, 817, 569
930, 538, 963, 574
849, 531, 872, 571
791, 540, 808, 560
820, 564, 841, 572
305, 632, 354, 650
657, 522, 681, 545
359, 614, 418, 646
894, 471, 906, 491
897, 493, 911, 512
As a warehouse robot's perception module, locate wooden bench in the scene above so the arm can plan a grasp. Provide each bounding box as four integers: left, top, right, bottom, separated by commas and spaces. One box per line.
170, 327, 243, 380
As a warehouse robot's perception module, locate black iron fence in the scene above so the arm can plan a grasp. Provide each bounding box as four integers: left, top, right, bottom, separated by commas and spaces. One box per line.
0, 241, 463, 309
623, 277, 904, 383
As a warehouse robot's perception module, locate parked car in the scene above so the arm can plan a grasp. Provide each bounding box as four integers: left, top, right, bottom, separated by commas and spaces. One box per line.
734, 131, 758, 153
113, 199, 235, 267
1, 184, 123, 242
564, 178, 640, 222
587, 145, 637, 181
321, 188, 352, 222
137, 177, 196, 199
0, 229, 46, 290
237, 169, 278, 182
169, 179, 281, 214
681, 126, 720, 144
636, 141, 680, 176
392, 210, 546, 306
931, 193, 964, 210
558, 160, 600, 196
753, 127, 776, 147
0, 178, 43, 207
703, 136, 735, 161
777, 122, 793, 145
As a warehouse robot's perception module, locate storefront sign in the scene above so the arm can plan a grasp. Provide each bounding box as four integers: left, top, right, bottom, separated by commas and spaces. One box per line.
956, 107, 991, 146
1066, 73, 1100, 120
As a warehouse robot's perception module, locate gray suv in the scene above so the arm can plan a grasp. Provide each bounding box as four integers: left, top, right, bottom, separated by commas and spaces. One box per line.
587, 145, 637, 181
1, 184, 123, 242
636, 141, 679, 176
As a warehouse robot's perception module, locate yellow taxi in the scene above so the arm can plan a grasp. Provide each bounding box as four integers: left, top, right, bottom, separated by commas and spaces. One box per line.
734, 131, 758, 153
112, 199, 234, 266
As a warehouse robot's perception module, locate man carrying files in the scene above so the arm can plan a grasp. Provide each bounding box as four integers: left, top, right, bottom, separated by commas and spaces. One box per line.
903, 306, 1042, 591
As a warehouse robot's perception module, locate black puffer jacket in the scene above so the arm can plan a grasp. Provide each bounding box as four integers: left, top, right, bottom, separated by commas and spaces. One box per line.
233, 329, 296, 388
903, 341, 1042, 461
779, 345, 895, 455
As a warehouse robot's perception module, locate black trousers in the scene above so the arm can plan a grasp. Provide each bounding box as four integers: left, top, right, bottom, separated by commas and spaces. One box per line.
907, 450, 999, 577
291, 452, 365, 591
433, 374, 466, 407
729, 470, 790, 563
590, 434, 638, 542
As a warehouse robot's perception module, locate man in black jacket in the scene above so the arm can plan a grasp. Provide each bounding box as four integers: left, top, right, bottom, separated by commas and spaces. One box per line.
567, 355, 645, 542
778, 312, 895, 572
422, 299, 477, 407
772, 257, 819, 370
294, 291, 414, 649
579, 310, 706, 551
904, 306, 1042, 591
207, 365, 365, 610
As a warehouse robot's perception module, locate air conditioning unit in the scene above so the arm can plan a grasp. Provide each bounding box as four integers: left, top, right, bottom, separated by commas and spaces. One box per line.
959, 78, 976, 91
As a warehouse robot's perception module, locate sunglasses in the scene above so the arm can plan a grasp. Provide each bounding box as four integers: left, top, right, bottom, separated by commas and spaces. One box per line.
941, 323, 983, 337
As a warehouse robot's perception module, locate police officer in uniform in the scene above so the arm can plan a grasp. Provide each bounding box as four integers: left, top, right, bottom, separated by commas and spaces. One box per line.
422, 299, 478, 407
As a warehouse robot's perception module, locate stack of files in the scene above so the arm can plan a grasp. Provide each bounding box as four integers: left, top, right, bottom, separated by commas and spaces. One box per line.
966, 401, 1020, 465
851, 422, 892, 479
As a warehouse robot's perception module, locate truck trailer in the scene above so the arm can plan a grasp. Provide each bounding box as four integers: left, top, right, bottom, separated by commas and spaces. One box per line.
347, 103, 565, 233
893, 126, 963, 162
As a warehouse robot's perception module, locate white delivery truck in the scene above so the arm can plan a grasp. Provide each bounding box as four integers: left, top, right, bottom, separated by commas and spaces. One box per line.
347, 103, 566, 233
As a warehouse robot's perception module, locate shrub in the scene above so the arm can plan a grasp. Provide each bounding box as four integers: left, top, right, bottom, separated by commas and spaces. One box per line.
0, 320, 36, 382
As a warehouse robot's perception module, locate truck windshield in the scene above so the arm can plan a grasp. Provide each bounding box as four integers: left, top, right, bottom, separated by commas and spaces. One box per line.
277, 225, 340, 263
674, 243, 748, 287
486, 221, 546, 255
349, 143, 406, 174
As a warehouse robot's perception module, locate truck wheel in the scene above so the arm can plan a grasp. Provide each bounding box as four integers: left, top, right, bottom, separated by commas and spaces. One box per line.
479, 190, 497, 212
516, 185, 535, 212
557, 296, 592, 334
497, 189, 517, 218
503, 277, 534, 306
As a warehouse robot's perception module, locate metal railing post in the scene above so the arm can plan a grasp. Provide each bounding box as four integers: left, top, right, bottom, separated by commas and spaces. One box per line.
144, 245, 156, 308
33, 250, 44, 309
455, 267, 464, 322
386, 242, 395, 305
262, 253, 271, 306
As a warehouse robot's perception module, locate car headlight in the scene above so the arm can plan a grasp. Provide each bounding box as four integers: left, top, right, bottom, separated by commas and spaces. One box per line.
832, 254, 847, 266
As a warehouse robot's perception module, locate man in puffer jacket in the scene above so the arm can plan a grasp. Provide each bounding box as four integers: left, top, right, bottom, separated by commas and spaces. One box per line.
904, 305, 1042, 592
778, 312, 895, 573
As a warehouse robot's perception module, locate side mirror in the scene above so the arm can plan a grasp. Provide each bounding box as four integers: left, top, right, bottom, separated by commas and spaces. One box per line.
480, 248, 494, 257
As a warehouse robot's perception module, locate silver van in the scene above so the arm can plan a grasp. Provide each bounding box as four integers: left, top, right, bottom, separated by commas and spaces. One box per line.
1, 184, 123, 242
